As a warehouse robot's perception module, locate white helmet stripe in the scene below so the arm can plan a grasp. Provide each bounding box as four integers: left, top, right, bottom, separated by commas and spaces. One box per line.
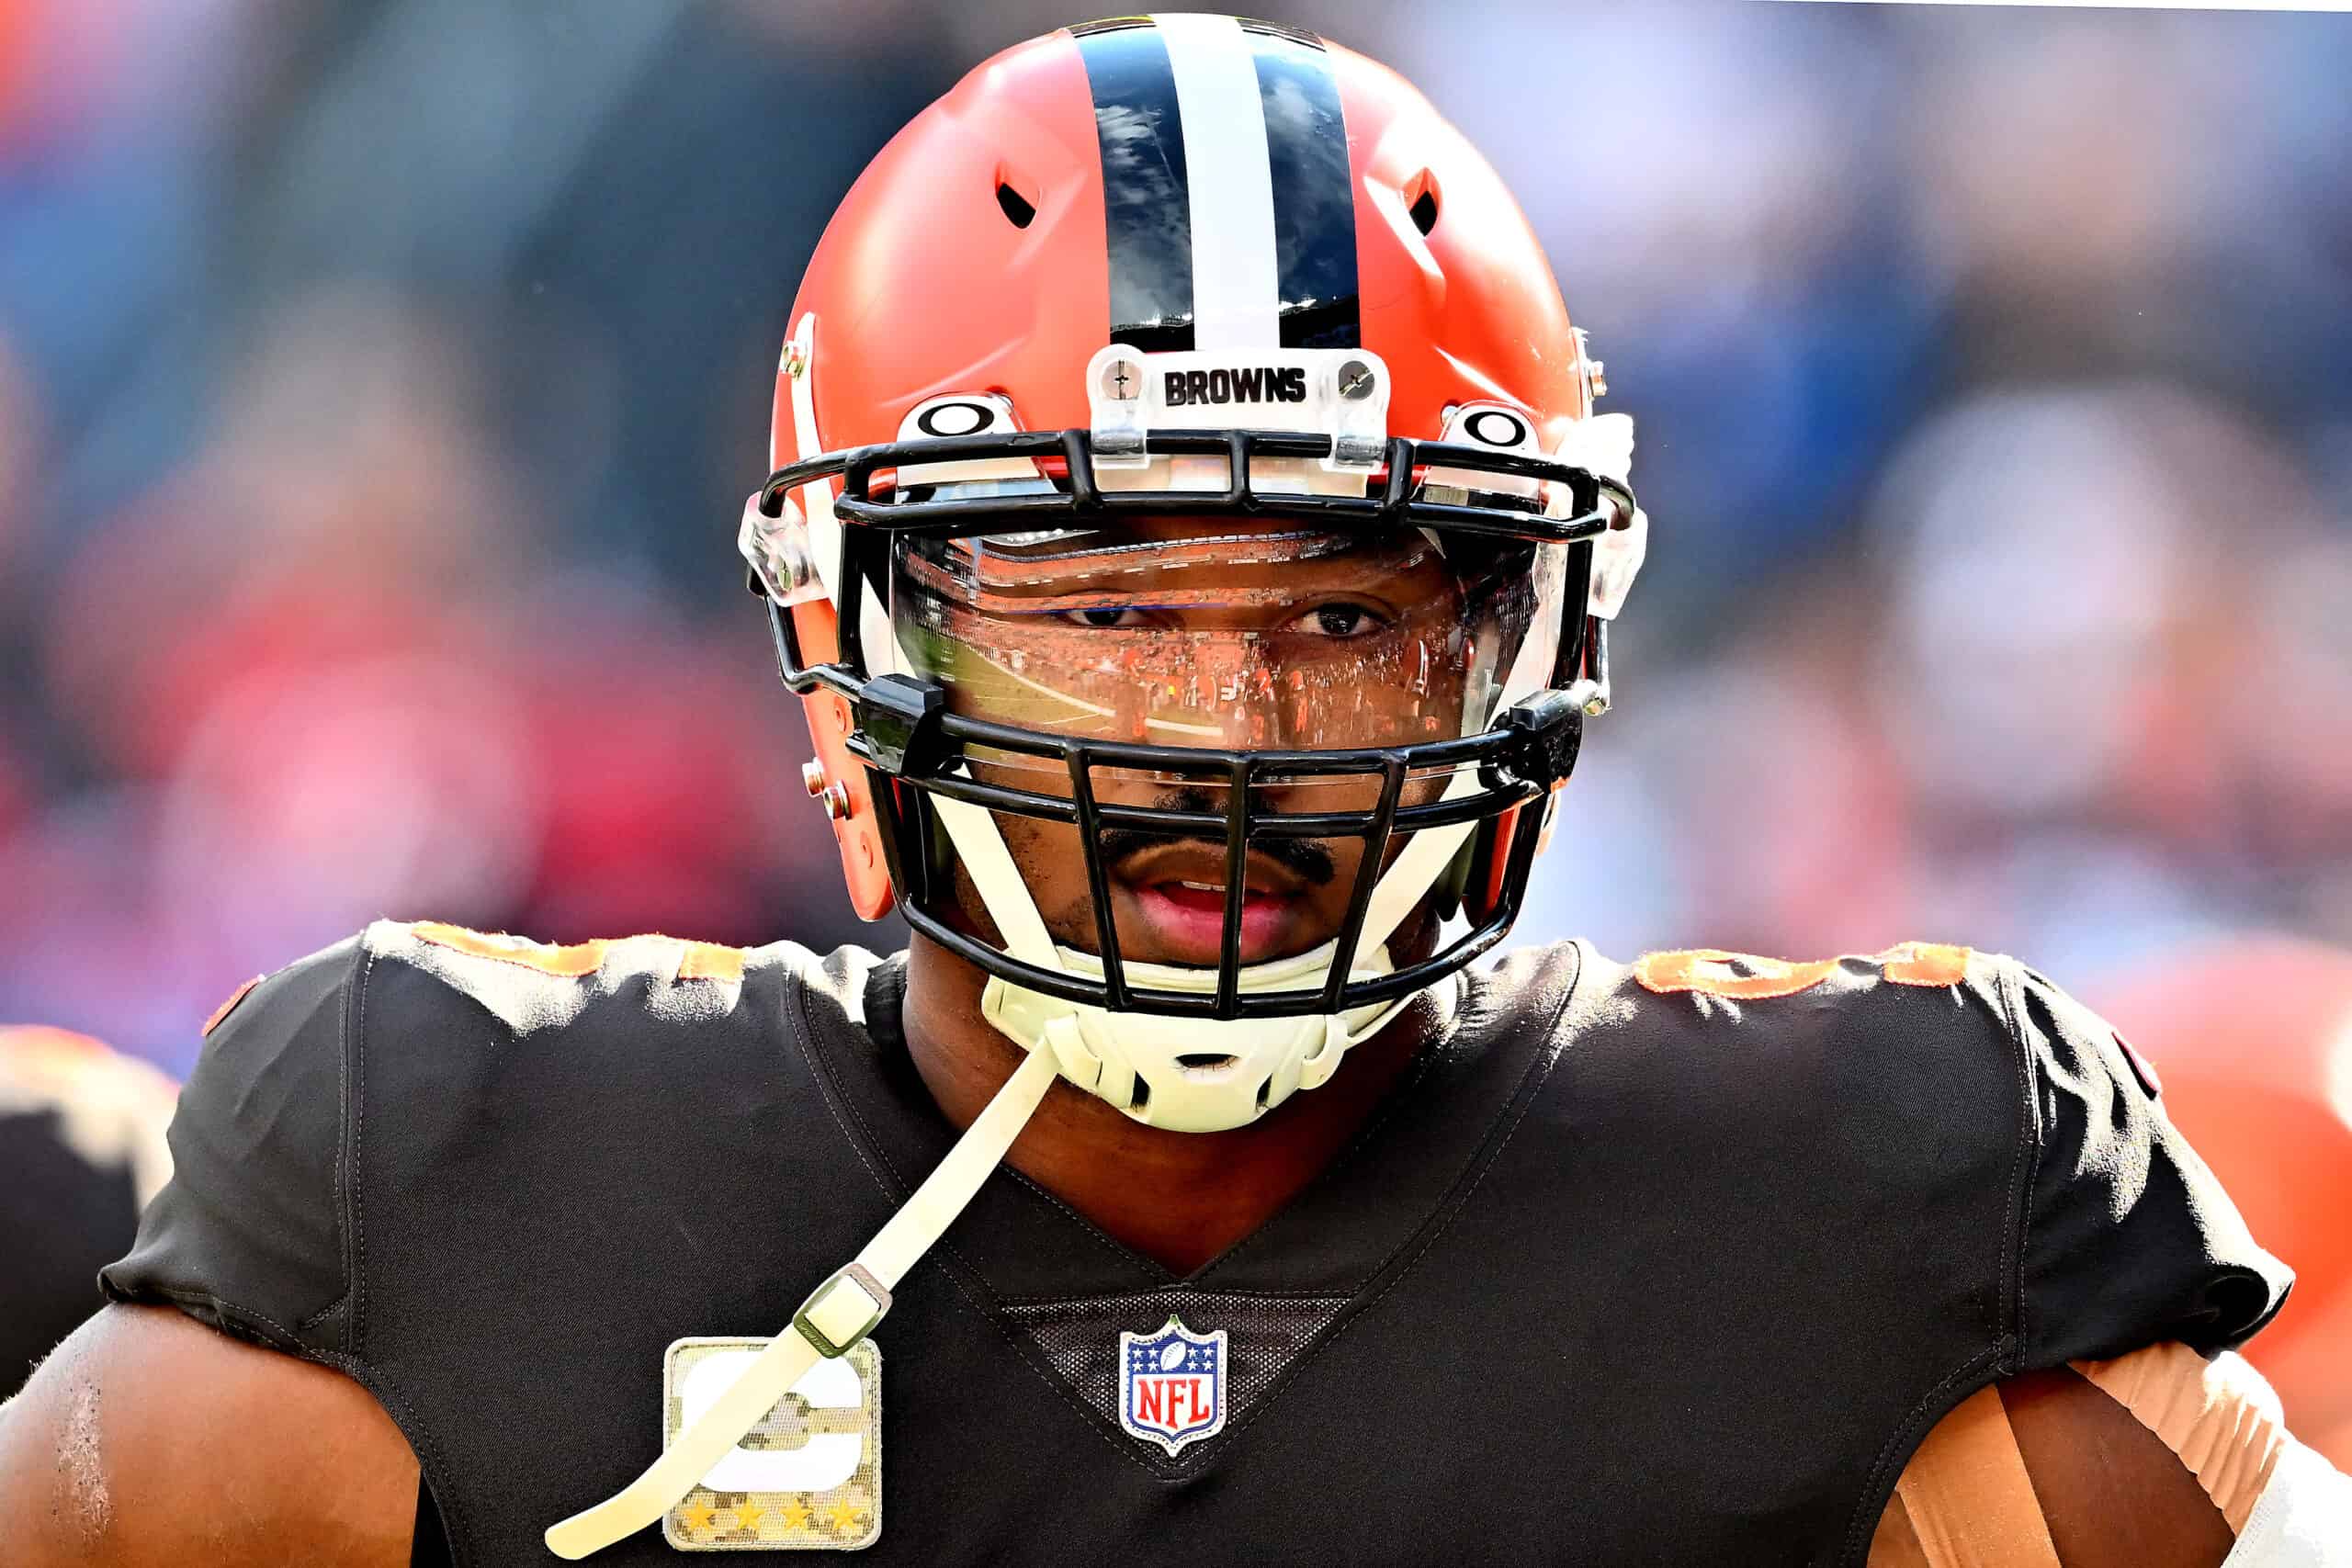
783, 312, 842, 602
1151, 13, 1282, 349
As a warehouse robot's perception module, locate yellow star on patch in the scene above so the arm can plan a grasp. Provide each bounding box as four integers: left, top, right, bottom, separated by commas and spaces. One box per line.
777, 1502, 814, 1533
732, 1504, 765, 1535
676, 1502, 718, 1537
823, 1502, 865, 1533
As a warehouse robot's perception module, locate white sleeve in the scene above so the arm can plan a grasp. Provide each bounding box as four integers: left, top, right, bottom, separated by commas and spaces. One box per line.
2225, 1440, 2352, 1567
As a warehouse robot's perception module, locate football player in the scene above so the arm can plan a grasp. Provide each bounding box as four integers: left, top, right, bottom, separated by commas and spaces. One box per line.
3, 17, 2345, 1567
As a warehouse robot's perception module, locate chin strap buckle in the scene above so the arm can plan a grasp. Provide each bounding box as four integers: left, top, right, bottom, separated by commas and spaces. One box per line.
848, 674, 945, 776
1498, 690, 1586, 787
791, 1263, 892, 1359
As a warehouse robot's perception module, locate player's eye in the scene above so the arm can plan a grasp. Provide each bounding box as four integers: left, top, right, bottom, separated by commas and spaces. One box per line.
1055, 605, 1157, 630
1290, 602, 1388, 638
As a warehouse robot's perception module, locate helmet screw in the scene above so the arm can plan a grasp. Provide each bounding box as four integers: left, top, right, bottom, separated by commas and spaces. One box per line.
1336, 359, 1375, 400
802, 761, 852, 820
1100, 354, 1142, 401
766, 533, 813, 593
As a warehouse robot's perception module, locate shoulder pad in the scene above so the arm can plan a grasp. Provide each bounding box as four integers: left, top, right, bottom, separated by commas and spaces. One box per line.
2006, 958, 2291, 1362
101, 935, 363, 1353
1567, 938, 2290, 1363
1565, 941, 2008, 1148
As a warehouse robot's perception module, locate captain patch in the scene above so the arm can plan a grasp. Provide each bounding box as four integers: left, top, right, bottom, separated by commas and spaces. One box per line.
662, 1337, 880, 1551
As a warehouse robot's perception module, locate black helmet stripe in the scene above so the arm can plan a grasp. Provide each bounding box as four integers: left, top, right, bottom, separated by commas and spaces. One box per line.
1072, 17, 1197, 353
1073, 15, 1360, 354
1242, 20, 1361, 350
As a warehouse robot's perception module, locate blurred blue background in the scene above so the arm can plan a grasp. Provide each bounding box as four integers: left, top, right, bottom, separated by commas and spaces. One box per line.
3, 0, 2349, 1074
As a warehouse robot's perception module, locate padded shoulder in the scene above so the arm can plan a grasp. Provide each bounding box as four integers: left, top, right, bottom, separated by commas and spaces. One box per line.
102, 935, 364, 1355
99, 921, 814, 1362
1564, 941, 2014, 1122
2007, 962, 2291, 1362
1568, 942, 2290, 1362
1557, 942, 2023, 1225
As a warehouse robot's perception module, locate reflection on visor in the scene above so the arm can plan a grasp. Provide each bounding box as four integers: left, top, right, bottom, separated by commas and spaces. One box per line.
893, 524, 1562, 752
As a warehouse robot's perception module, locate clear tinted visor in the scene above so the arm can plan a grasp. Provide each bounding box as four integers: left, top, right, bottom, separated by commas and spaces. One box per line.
891, 523, 1566, 761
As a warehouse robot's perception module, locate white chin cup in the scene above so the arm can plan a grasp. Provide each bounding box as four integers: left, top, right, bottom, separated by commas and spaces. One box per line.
980, 942, 1408, 1133
928, 763, 1488, 1135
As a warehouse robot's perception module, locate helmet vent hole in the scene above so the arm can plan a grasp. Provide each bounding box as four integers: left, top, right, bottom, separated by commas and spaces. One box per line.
1405, 170, 1440, 236
995, 179, 1036, 230
1175, 1053, 1240, 1077
1254, 1075, 1273, 1113
1128, 1076, 1150, 1111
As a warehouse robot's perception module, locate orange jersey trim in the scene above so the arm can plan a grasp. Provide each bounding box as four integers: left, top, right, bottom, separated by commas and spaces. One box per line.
409, 921, 612, 977
1634, 943, 1973, 1001
201, 976, 264, 1037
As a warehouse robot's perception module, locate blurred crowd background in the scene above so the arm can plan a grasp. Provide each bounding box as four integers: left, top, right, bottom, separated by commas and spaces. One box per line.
3, 0, 2351, 1445
2, 0, 2348, 1058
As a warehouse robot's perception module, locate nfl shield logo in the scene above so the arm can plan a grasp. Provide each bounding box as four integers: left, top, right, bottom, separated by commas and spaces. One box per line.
1118, 1317, 1227, 1455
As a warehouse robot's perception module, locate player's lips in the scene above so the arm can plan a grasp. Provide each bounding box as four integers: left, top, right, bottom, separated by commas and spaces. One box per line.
1114, 844, 1307, 965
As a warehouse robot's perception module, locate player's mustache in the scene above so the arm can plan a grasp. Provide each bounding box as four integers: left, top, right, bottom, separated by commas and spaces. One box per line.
1096, 789, 1338, 887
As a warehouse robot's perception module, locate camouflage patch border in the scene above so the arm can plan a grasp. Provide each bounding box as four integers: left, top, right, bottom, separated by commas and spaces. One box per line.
661, 1337, 880, 1552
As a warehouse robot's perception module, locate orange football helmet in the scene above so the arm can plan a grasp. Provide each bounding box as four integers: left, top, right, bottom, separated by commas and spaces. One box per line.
736, 15, 1645, 1130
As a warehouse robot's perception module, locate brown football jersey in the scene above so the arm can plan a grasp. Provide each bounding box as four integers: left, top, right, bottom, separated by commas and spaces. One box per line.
103, 923, 2288, 1565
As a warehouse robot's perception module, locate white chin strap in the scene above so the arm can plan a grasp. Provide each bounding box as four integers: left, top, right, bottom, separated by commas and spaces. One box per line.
546, 1037, 1057, 1559
541, 785, 1474, 1554
538, 784, 1466, 1555
933, 768, 1484, 1134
